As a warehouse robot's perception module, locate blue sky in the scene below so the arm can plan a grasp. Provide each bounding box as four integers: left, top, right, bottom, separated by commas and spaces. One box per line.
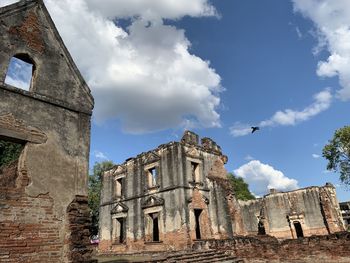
2, 0, 349, 201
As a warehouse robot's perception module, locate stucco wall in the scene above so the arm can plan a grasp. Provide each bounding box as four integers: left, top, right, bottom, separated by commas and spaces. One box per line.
0, 1, 94, 262
238, 185, 345, 239
99, 131, 233, 252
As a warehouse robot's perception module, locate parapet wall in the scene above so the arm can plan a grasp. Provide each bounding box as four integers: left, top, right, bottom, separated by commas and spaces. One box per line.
193, 232, 350, 263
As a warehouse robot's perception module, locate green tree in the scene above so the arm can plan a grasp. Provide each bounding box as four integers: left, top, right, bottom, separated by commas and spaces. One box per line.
323, 126, 350, 185
227, 173, 255, 200
88, 161, 114, 236
0, 140, 24, 168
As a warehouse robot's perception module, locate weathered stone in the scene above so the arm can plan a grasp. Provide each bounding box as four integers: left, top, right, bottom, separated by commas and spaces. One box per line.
0, 0, 95, 262
99, 130, 233, 253
99, 130, 347, 258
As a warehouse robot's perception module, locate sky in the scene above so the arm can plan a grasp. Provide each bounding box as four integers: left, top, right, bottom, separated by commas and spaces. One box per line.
1, 0, 349, 201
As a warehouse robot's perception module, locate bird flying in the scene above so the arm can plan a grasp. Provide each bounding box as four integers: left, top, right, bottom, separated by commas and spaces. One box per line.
251, 126, 260, 133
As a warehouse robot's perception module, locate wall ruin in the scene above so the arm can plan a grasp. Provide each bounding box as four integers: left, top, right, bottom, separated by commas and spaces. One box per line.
238, 184, 345, 239
0, 1, 95, 262
99, 131, 233, 253
99, 130, 346, 256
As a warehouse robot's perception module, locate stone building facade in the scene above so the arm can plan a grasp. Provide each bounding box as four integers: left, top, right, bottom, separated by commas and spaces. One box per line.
99, 131, 345, 253
0, 1, 94, 262
99, 131, 235, 252
238, 184, 345, 239
339, 201, 350, 230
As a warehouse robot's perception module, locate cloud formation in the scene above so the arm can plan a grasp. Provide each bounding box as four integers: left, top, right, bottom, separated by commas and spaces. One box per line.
94, 150, 109, 160
292, 0, 350, 100
85, 0, 217, 20
312, 153, 320, 159
1, 0, 222, 133
230, 89, 332, 137
234, 160, 299, 196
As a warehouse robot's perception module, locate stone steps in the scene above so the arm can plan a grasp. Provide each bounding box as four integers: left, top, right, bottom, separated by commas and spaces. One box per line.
167, 250, 217, 262
164, 250, 242, 263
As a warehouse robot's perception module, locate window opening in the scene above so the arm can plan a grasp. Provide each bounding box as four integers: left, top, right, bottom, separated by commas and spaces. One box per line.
0, 139, 24, 187
194, 209, 202, 239
115, 178, 123, 198
149, 212, 159, 242
4, 55, 35, 91
147, 167, 158, 188
293, 222, 304, 238
191, 162, 199, 182
116, 218, 125, 243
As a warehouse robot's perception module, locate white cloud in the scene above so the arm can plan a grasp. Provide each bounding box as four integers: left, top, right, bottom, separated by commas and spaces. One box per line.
0, 0, 17, 6
295, 26, 302, 39
292, 0, 350, 100
230, 89, 332, 137
85, 0, 218, 21
0, 0, 222, 133
94, 150, 108, 160
4, 76, 30, 91
312, 153, 320, 159
229, 122, 252, 137
234, 160, 299, 196
244, 155, 255, 161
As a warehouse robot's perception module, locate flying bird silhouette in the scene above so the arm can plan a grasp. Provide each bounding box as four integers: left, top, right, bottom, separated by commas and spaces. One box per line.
251, 126, 260, 133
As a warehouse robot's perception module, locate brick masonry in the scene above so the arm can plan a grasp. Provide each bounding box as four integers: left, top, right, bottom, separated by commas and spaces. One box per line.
193, 232, 350, 263
0, 171, 62, 262
0, 0, 95, 262
67, 196, 97, 263
9, 11, 45, 54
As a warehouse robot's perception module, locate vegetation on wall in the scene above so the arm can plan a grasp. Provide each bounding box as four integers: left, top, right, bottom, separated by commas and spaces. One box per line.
0, 140, 23, 168
88, 161, 114, 236
323, 126, 350, 185
227, 173, 255, 200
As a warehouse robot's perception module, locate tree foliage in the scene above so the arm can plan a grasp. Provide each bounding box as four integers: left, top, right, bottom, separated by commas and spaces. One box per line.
0, 140, 23, 168
88, 161, 114, 236
227, 173, 255, 200
323, 126, 350, 185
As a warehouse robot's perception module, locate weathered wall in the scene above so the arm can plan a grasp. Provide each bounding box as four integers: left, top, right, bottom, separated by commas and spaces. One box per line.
193, 232, 350, 263
238, 185, 345, 239
99, 131, 233, 252
0, 1, 94, 262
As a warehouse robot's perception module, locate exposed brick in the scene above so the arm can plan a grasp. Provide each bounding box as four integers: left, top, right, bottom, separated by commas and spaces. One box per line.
9, 11, 45, 53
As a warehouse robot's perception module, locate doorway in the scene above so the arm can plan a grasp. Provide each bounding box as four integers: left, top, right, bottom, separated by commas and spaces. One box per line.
293, 221, 304, 238
148, 212, 159, 242
194, 209, 202, 240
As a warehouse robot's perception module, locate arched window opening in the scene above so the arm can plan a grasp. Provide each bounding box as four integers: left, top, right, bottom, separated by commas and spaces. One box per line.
4, 54, 35, 91
0, 138, 24, 188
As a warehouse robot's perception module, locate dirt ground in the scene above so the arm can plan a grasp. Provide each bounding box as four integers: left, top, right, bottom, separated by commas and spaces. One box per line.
94, 254, 155, 263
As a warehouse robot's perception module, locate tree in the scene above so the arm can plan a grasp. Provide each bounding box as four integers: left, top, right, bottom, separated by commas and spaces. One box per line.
227, 173, 255, 200
0, 140, 24, 168
88, 161, 114, 236
323, 126, 350, 185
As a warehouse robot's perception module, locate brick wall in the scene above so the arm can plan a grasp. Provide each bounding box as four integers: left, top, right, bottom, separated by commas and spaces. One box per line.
0, 167, 95, 262
0, 181, 62, 262
193, 232, 350, 262
67, 196, 97, 263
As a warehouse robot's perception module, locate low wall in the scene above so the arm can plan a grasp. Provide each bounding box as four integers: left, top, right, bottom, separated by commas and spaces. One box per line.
193, 232, 350, 263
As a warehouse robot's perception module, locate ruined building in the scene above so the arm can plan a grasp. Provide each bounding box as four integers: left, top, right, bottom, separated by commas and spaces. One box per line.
239, 184, 345, 239
339, 201, 350, 230
0, 0, 95, 262
99, 131, 235, 252
99, 131, 345, 253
